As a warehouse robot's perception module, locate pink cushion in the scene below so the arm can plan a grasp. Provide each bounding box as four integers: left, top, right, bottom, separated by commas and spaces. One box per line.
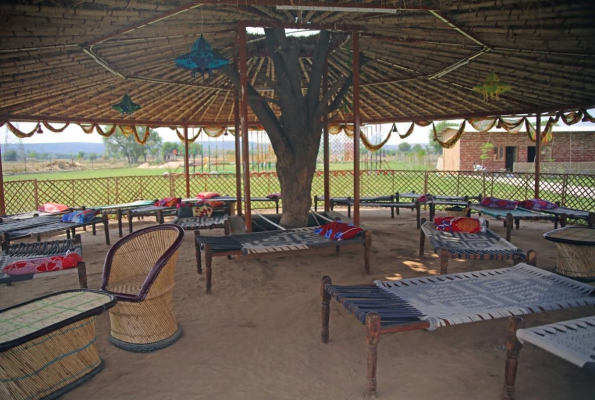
38, 203, 69, 213
3, 253, 83, 276
480, 196, 518, 210
196, 192, 220, 199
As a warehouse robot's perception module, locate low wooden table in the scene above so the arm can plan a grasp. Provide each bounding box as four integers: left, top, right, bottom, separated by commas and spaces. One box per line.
544, 226, 595, 281
0, 290, 116, 399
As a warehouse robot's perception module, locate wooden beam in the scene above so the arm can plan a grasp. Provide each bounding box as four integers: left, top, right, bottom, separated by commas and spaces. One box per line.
0, 141, 5, 215
233, 69, 243, 216
184, 124, 190, 198
323, 57, 330, 213
239, 26, 252, 232
534, 113, 541, 199
353, 31, 361, 226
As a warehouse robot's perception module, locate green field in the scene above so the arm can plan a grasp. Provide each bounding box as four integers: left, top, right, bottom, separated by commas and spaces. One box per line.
2, 160, 432, 182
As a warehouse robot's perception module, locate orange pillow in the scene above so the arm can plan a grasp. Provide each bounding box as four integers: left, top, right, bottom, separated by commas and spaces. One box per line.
196, 192, 220, 199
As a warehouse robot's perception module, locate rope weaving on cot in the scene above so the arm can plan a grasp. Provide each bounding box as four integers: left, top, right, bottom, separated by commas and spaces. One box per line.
471, 205, 552, 220
421, 222, 524, 259
373, 264, 595, 330
516, 316, 595, 371
197, 227, 366, 255
173, 213, 228, 230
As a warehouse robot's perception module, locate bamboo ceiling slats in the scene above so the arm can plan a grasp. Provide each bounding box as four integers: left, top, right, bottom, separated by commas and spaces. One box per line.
1, 0, 595, 126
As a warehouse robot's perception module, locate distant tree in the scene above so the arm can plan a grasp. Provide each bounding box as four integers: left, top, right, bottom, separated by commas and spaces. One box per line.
42, 152, 52, 160
429, 121, 458, 155
163, 142, 181, 156
103, 128, 161, 164
77, 151, 85, 160
4, 150, 18, 162
480, 142, 494, 165
398, 142, 411, 153
412, 144, 423, 152
89, 153, 98, 161
416, 148, 427, 163
28, 151, 39, 160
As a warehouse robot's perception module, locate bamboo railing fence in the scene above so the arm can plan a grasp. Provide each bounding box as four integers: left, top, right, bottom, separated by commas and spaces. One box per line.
3, 171, 594, 215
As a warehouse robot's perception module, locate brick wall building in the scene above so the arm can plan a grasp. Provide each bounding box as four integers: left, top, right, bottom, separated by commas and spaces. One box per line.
440, 127, 595, 171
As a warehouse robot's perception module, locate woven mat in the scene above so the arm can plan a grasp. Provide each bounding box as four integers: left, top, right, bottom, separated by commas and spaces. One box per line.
7, 217, 103, 239
421, 221, 523, 259
470, 204, 552, 219
173, 212, 228, 230
0, 291, 111, 344
197, 227, 364, 255
540, 207, 591, 219
0, 239, 81, 269
98, 200, 155, 211
517, 315, 595, 370
374, 264, 595, 330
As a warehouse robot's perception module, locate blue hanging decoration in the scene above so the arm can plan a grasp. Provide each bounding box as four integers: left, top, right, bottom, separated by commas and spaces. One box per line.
112, 93, 141, 115
174, 34, 230, 80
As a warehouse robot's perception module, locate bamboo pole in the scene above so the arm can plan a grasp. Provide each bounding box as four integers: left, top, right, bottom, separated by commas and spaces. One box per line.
535, 112, 541, 198
239, 25, 252, 232
234, 76, 243, 216
184, 124, 190, 198
0, 141, 5, 215
353, 31, 361, 226
323, 57, 330, 212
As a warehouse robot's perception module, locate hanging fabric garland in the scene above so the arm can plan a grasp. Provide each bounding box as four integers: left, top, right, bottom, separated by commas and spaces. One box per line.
172, 127, 201, 143
5, 122, 40, 138
432, 121, 467, 149
42, 122, 70, 132
94, 125, 118, 137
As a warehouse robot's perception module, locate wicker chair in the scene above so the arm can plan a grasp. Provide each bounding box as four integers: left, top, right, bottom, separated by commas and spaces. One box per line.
101, 224, 184, 352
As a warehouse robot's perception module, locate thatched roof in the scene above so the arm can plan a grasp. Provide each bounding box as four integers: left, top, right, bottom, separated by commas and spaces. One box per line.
1, 0, 595, 127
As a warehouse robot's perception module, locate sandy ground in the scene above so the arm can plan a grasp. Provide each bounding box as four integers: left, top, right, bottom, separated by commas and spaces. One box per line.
137, 161, 183, 169
2, 208, 594, 400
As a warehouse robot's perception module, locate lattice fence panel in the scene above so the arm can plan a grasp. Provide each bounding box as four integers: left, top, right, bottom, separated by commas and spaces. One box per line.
329, 171, 354, 197
359, 170, 394, 197
393, 171, 425, 194
37, 180, 76, 209
71, 178, 114, 207
4, 180, 36, 214
486, 172, 533, 200
311, 171, 325, 198
536, 174, 565, 207
427, 171, 461, 196
116, 176, 171, 203
173, 174, 207, 198
563, 174, 595, 211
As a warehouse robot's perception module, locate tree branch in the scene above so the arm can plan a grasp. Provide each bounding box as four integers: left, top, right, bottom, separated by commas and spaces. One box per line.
314, 76, 347, 116
306, 30, 330, 120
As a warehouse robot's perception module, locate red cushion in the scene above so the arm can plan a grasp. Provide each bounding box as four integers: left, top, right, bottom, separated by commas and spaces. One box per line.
196, 192, 220, 199
435, 217, 485, 233
314, 221, 363, 241
155, 197, 181, 207
480, 196, 518, 210
38, 203, 69, 213
2, 253, 83, 276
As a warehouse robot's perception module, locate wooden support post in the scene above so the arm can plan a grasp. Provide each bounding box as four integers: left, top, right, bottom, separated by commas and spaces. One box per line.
184, 124, 190, 198
194, 231, 202, 274
419, 218, 427, 256
352, 30, 361, 226
390, 195, 395, 219
320, 275, 332, 344
224, 219, 230, 236
364, 230, 372, 274
239, 25, 252, 232
233, 72, 243, 216
77, 262, 88, 289
365, 312, 381, 398
205, 243, 213, 294
0, 141, 5, 216
440, 248, 449, 275
323, 57, 330, 213
416, 201, 421, 229
503, 317, 525, 400
534, 113, 541, 199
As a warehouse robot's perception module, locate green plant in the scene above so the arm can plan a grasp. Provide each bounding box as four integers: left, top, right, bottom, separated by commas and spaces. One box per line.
480, 142, 494, 163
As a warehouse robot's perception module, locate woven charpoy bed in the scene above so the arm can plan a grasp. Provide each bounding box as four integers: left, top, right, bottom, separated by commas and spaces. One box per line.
1, 209, 73, 221
326, 196, 422, 228
195, 226, 372, 294
419, 218, 534, 274
321, 263, 595, 397
97, 200, 155, 237
536, 206, 595, 229
503, 315, 595, 399
0, 234, 86, 288
1, 214, 110, 246
470, 204, 554, 241
313, 195, 394, 212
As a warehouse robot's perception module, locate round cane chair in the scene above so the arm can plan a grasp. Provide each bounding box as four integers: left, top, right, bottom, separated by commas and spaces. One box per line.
101, 224, 184, 352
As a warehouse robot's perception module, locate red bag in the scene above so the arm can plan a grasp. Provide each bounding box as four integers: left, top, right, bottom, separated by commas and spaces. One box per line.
3, 253, 83, 276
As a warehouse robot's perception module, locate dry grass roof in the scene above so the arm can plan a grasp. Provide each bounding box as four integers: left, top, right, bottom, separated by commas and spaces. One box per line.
1, 0, 595, 127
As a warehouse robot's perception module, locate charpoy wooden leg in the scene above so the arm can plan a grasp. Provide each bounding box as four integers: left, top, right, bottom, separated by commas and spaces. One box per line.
365, 312, 382, 398
419, 218, 427, 257
275, 199, 279, 214
92, 223, 96, 235
335, 245, 340, 256
587, 212, 595, 228
415, 201, 421, 229
526, 250, 537, 266
157, 210, 164, 224
77, 262, 88, 288
348, 203, 352, 219
117, 209, 123, 237
440, 248, 449, 275
102, 213, 110, 245
205, 243, 213, 295
515, 217, 520, 230
224, 219, 230, 236
321, 276, 332, 344
314, 196, 319, 212
505, 213, 513, 242
560, 214, 568, 228
429, 202, 435, 221
127, 210, 133, 233
364, 230, 372, 275
503, 317, 525, 400
194, 231, 202, 274
66, 229, 71, 239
